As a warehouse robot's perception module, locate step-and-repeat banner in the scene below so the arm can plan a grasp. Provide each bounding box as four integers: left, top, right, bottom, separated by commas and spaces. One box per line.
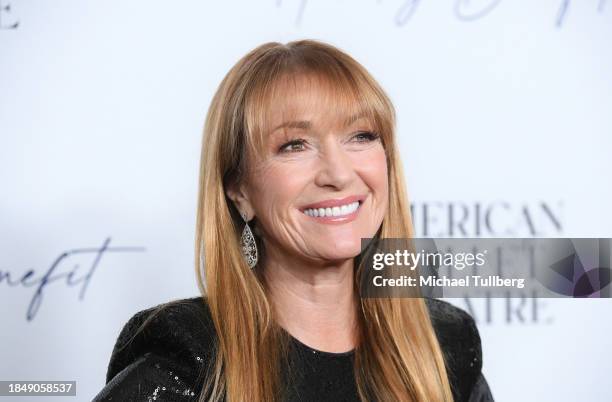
1, 1, 611, 401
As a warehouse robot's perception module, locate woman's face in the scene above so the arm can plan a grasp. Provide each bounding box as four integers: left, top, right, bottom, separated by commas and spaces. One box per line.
234, 76, 389, 265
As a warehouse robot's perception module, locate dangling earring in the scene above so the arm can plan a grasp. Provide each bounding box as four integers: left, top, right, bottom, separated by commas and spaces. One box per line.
240, 211, 258, 269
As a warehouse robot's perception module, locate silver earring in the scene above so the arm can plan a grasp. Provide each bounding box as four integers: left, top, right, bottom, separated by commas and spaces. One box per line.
240, 211, 258, 269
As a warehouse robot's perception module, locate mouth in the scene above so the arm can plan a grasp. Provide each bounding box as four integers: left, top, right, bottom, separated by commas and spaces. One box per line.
299, 194, 366, 220
302, 200, 362, 218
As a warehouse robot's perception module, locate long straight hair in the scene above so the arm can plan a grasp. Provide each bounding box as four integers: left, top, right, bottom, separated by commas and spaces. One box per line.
195, 39, 454, 402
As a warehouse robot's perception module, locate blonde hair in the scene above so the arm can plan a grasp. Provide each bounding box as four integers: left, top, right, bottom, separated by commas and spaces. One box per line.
195, 39, 454, 402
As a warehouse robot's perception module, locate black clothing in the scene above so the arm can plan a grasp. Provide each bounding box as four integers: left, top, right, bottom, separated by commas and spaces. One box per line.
92, 297, 494, 401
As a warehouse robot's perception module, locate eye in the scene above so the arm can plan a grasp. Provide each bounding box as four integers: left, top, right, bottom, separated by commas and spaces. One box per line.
278, 138, 307, 153
351, 131, 380, 142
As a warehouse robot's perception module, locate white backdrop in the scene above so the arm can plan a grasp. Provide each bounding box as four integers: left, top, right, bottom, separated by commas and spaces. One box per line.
1, 1, 611, 401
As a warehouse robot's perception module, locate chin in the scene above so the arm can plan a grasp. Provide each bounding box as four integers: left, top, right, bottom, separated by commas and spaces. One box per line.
322, 243, 362, 260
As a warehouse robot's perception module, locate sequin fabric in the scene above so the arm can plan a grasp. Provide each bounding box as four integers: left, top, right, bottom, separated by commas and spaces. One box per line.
92, 297, 494, 401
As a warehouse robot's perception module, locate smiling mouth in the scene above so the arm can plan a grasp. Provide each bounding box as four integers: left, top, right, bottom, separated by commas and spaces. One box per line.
302, 201, 362, 218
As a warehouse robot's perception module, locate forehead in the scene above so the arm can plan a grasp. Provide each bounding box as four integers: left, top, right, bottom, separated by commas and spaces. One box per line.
263, 73, 367, 132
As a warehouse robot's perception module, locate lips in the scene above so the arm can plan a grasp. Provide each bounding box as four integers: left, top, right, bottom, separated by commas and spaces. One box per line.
299, 194, 367, 211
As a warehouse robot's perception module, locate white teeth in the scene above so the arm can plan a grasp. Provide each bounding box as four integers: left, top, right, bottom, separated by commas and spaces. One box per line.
303, 201, 360, 218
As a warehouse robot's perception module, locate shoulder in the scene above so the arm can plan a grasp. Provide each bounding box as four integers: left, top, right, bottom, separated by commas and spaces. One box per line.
94, 297, 216, 401
424, 297, 484, 402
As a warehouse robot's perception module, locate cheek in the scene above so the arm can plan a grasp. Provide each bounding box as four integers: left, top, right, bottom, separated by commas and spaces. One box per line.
249, 163, 311, 212
356, 148, 389, 197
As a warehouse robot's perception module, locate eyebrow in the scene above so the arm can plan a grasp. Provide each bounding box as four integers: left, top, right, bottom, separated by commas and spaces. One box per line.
271, 111, 368, 133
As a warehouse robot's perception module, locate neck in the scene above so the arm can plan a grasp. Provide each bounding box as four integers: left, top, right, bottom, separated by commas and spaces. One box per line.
262, 246, 359, 354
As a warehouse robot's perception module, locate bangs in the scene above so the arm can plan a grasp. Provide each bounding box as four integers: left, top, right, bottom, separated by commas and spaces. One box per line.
242, 58, 392, 164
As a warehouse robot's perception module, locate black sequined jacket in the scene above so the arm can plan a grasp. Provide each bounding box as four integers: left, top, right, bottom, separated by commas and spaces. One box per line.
92, 297, 494, 401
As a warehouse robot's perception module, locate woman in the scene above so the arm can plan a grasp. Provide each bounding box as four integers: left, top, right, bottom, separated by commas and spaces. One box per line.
93, 39, 494, 402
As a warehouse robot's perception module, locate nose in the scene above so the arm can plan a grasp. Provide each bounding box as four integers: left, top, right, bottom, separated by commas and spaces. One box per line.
313, 139, 355, 189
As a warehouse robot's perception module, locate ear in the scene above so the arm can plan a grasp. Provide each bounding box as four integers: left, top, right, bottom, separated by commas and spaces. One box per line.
225, 180, 255, 221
